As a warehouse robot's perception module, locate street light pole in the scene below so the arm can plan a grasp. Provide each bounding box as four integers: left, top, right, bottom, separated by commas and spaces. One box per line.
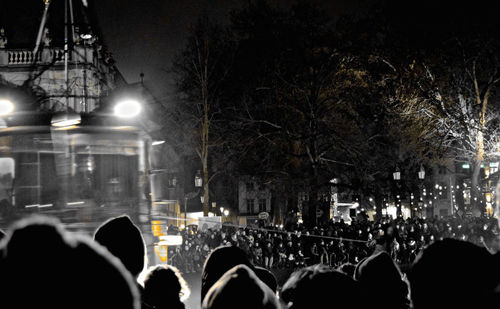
182, 170, 203, 229
418, 165, 425, 218
184, 196, 188, 225
393, 166, 401, 218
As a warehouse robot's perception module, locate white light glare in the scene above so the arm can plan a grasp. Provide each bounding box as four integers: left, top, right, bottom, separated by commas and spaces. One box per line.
0, 99, 15, 116
152, 140, 165, 146
51, 112, 81, 127
114, 100, 141, 118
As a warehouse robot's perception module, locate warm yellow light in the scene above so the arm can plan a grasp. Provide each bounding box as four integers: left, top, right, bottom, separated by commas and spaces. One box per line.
486, 193, 492, 203
486, 203, 493, 216
54, 125, 78, 131
0, 99, 15, 116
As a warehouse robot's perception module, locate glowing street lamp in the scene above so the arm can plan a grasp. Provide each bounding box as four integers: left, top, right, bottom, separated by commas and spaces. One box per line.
418, 165, 425, 180
114, 99, 141, 118
393, 166, 401, 181
194, 170, 203, 188
393, 166, 401, 217
222, 209, 229, 223
0, 99, 15, 116
184, 171, 203, 225
417, 164, 426, 218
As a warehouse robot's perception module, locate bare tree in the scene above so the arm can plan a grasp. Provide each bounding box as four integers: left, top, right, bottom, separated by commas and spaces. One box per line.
172, 18, 235, 215
391, 38, 500, 213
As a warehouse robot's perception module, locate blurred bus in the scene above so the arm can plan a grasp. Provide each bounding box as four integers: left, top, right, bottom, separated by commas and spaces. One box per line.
0, 125, 150, 233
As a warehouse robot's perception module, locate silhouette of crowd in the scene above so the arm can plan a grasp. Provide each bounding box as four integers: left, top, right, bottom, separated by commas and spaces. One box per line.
169, 215, 499, 273
1, 214, 499, 309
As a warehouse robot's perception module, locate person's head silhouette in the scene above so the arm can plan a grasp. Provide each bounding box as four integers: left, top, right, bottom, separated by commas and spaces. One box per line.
0, 215, 140, 309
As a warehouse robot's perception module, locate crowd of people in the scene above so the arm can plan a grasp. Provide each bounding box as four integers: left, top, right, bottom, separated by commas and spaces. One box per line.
0, 214, 499, 309
169, 215, 499, 273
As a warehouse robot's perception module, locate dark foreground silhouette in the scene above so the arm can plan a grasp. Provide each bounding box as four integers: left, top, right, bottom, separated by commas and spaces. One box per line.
1, 215, 500, 309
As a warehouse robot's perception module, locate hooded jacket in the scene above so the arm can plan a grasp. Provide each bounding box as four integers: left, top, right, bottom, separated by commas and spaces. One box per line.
94, 215, 146, 278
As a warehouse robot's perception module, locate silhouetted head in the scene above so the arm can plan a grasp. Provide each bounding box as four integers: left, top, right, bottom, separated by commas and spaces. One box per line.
0, 216, 139, 309
254, 266, 278, 293
409, 238, 499, 309
337, 262, 356, 278
94, 215, 146, 277
354, 252, 409, 309
202, 264, 280, 309
143, 264, 189, 309
281, 264, 361, 309
201, 246, 253, 303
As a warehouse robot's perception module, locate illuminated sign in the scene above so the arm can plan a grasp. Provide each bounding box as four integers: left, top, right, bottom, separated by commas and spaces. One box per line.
151, 220, 165, 236
157, 235, 183, 246
154, 245, 168, 262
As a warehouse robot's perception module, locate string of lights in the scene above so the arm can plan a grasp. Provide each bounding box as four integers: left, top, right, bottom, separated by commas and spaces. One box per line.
151, 215, 369, 244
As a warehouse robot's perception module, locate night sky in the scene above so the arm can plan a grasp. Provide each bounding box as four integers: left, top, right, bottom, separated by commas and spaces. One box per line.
93, 0, 356, 99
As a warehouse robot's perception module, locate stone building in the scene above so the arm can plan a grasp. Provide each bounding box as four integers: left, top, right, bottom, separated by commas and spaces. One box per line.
237, 177, 272, 226
0, 0, 123, 112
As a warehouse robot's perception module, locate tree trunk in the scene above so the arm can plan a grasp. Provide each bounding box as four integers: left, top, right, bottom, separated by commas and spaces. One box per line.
202, 164, 209, 216
471, 159, 482, 216
307, 163, 320, 228
471, 128, 485, 216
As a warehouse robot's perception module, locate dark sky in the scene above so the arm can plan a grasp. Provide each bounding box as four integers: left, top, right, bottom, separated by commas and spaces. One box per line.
93, 0, 241, 98
93, 0, 355, 99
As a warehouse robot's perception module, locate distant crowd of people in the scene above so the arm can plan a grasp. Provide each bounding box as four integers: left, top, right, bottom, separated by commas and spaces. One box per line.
1, 214, 499, 309
169, 215, 499, 273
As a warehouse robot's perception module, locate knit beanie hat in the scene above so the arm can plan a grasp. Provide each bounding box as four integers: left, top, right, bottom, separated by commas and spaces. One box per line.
202, 264, 280, 309
201, 246, 253, 303
0, 215, 140, 309
281, 264, 361, 309
94, 215, 146, 277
